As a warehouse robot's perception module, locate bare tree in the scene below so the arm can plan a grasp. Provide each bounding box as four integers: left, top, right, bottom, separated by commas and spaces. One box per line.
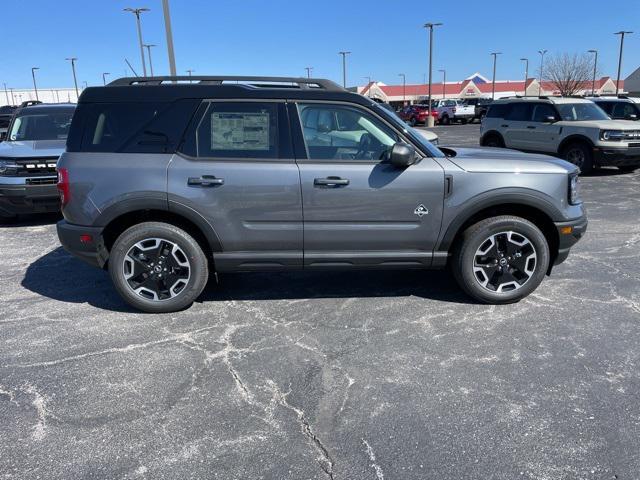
544, 53, 594, 96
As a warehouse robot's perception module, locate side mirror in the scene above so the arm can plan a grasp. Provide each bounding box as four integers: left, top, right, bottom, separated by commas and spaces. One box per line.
544, 115, 557, 123
389, 142, 417, 168
626, 114, 638, 120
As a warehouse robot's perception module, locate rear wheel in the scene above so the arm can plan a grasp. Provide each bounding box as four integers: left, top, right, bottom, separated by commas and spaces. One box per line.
618, 165, 638, 173
561, 142, 593, 174
409, 117, 417, 127
452, 216, 550, 304
482, 134, 504, 148
441, 114, 451, 125
109, 222, 209, 313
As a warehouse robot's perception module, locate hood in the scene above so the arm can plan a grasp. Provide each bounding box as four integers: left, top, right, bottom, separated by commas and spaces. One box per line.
414, 129, 438, 142
445, 147, 577, 174
0, 139, 66, 159
559, 119, 639, 130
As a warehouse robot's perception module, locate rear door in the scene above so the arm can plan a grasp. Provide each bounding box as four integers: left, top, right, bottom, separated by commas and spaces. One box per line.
169, 100, 303, 271
291, 101, 444, 268
502, 102, 533, 149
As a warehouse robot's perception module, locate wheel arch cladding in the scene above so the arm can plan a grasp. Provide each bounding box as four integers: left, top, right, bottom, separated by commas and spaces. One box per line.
558, 134, 595, 154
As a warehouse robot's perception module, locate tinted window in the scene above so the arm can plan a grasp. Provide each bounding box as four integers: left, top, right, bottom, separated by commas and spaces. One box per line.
80, 102, 166, 152
9, 109, 74, 141
531, 104, 557, 122
298, 103, 398, 161
612, 102, 639, 119
595, 101, 615, 115
194, 102, 279, 159
505, 103, 533, 121
486, 103, 510, 118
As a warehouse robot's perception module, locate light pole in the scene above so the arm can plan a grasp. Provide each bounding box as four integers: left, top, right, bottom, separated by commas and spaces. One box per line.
398, 73, 406, 104
538, 49, 547, 96
438, 69, 446, 98
614, 31, 632, 94
186, 69, 194, 83
490, 52, 501, 100
3, 83, 9, 105
424, 22, 443, 127
124, 7, 150, 77
83, 81, 88, 89
143, 44, 156, 76
587, 49, 598, 95
364, 77, 372, 98
31, 67, 40, 101
339, 51, 351, 88
102, 72, 110, 85
520, 58, 529, 96
162, 0, 177, 76
66, 57, 79, 100
9, 88, 15, 105
305, 67, 313, 78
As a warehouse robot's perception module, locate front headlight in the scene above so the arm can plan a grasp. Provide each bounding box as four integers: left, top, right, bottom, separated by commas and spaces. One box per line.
569, 174, 581, 205
0, 159, 19, 175
600, 130, 625, 141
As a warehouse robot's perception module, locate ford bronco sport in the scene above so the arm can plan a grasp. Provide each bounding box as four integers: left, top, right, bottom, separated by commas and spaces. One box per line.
480, 96, 640, 174
57, 76, 586, 313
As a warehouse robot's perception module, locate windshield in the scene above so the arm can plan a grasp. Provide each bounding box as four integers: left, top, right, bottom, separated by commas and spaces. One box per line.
8, 110, 74, 141
556, 103, 609, 122
373, 104, 444, 158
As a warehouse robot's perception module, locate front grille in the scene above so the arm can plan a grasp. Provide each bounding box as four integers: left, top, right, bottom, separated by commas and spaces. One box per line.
16, 157, 58, 177
26, 177, 57, 185
627, 143, 640, 148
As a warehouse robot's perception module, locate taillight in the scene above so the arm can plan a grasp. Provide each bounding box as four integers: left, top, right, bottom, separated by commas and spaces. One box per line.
57, 167, 70, 207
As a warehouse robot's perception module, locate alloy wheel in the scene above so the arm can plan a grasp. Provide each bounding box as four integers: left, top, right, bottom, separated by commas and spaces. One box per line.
472, 231, 537, 293
565, 147, 585, 168
122, 238, 191, 301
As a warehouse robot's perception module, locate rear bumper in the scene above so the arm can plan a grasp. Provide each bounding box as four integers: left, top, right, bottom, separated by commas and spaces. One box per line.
593, 146, 640, 167
553, 215, 588, 266
0, 179, 59, 216
454, 113, 474, 120
57, 220, 107, 268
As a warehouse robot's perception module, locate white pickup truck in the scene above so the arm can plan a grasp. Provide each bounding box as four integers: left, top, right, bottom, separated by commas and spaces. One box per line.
431, 99, 475, 125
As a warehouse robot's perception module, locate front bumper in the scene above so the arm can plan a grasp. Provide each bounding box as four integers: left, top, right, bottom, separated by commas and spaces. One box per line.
593, 146, 640, 167
0, 177, 59, 216
553, 215, 588, 266
57, 220, 108, 268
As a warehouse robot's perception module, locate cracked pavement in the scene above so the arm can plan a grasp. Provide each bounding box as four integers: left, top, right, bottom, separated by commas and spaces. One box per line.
1, 125, 639, 479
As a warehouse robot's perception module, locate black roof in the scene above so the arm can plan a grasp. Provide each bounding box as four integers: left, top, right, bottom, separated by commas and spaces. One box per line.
79, 75, 375, 107
15, 103, 76, 115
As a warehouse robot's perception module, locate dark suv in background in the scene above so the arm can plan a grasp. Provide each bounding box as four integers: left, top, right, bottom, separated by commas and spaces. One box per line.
590, 96, 640, 121
57, 76, 586, 313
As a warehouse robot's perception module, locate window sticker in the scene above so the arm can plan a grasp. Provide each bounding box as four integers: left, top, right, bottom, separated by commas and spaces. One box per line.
211, 112, 270, 151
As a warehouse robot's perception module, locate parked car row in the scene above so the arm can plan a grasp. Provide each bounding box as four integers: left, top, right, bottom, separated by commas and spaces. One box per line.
397, 99, 476, 126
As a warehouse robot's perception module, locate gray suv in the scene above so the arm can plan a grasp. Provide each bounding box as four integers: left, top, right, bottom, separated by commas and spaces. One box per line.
56, 76, 587, 313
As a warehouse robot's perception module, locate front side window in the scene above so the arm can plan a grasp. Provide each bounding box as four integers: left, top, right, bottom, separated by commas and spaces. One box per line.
556, 103, 609, 121
195, 102, 278, 158
531, 104, 557, 122
612, 102, 639, 119
297, 103, 398, 161
9, 109, 74, 141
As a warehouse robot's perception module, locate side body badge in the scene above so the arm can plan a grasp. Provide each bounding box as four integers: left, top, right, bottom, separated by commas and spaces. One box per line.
414, 204, 429, 217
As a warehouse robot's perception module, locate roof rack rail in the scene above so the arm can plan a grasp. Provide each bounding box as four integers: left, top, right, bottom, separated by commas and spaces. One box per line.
107, 75, 344, 91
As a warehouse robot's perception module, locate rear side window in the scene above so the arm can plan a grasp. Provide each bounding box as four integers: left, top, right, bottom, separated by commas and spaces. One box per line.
505, 103, 533, 121
486, 103, 510, 118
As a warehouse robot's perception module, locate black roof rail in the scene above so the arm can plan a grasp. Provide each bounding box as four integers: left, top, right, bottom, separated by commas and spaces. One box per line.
107, 75, 344, 91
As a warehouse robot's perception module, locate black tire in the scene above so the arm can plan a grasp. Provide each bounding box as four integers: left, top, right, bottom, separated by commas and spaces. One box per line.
482, 134, 504, 148
460, 118, 468, 125
618, 165, 638, 173
409, 117, 417, 127
441, 114, 451, 125
109, 222, 209, 313
451, 215, 550, 304
0, 214, 17, 225
561, 142, 593, 174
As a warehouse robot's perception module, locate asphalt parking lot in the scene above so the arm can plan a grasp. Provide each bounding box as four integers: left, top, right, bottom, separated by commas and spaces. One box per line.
1, 124, 639, 480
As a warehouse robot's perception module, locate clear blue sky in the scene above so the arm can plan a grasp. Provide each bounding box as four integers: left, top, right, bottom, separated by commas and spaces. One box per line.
2, 0, 639, 89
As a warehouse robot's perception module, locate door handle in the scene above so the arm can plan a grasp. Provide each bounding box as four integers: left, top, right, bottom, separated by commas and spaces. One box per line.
188, 175, 224, 187
527, 126, 537, 129
314, 176, 350, 187
501, 124, 509, 128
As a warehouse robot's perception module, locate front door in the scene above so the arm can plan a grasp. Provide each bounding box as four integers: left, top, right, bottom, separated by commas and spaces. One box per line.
169, 100, 303, 271
292, 102, 444, 268
524, 103, 562, 153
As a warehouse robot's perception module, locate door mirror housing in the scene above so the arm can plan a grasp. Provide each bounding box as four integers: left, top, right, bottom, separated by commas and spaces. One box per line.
625, 113, 638, 120
389, 142, 417, 168
544, 115, 557, 123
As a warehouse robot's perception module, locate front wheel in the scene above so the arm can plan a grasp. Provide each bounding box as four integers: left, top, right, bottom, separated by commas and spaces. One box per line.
562, 142, 593, 174
109, 222, 209, 313
451, 216, 550, 304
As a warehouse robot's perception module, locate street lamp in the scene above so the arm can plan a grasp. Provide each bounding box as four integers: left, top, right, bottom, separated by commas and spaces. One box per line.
83, 81, 88, 89
614, 31, 633, 94
305, 67, 313, 78
102, 72, 110, 85
66, 57, 79, 100
31, 67, 40, 101
186, 69, 195, 83
538, 49, 547, 96
364, 76, 372, 98
162, 0, 177, 76
398, 73, 406, 104
490, 52, 501, 100
339, 51, 351, 88
3, 83, 9, 105
424, 22, 443, 127
520, 58, 529, 96
124, 7, 150, 77
587, 49, 598, 95
9, 88, 15, 105
143, 44, 156, 76
438, 69, 446, 99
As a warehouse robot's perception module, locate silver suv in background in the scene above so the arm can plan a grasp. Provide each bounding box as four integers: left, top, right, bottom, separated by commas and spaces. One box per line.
0, 103, 75, 221
480, 96, 640, 174
57, 76, 586, 313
